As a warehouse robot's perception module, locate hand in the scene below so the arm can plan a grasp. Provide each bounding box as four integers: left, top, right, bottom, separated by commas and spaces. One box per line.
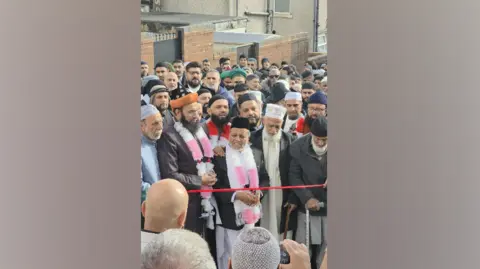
306, 198, 321, 211
320, 248, 328, 269
201, 173, 217, 186
235, 192, 257, 206
324, 180, 327, 188
213, 146, 225, 157
284, 202, 297, 212
279, 240, 311, 269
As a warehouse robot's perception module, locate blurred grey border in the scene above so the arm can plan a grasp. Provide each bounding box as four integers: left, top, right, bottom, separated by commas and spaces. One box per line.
0, 0, 139, 268
329, 0, 480, 268
2, 0, 480, 268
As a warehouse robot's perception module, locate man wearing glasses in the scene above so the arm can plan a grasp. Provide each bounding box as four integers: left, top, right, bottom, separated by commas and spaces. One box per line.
295, 91, 327, 137
261, 68, 281, 99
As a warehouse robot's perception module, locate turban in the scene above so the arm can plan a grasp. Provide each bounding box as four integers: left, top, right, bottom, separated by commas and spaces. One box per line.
170, 92, 198, 110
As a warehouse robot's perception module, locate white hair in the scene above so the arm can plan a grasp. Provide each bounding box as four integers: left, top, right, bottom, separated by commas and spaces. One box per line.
141, 229, 216, 269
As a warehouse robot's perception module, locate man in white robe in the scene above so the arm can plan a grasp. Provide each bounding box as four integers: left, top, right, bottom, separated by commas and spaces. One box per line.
251, 104, 297, 241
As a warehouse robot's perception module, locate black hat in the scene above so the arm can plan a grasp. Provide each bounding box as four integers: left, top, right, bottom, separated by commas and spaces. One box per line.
302, 82, 315, 90
197, 88, 211, 96
231, 117, 250, 130
310, 117, 327, 137
238, 92, 259, 107
234, 83, 249, 93
266, 82, 289, 104
208, 94, 228, 108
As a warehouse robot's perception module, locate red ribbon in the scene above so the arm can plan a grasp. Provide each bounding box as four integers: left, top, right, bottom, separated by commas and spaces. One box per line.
187, 184, 326, 193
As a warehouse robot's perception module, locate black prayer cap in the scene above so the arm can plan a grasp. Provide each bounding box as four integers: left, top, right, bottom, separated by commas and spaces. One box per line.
237, 92, 259, 107
208, 94, 228, 108
231, 117, 250, 130
310, 116, 327, 138
234, 83, 249, 93
197, 88, 211, 96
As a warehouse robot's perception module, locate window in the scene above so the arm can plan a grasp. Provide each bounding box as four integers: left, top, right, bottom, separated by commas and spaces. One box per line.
317, 33, 327, 53
274, 0, 291, 13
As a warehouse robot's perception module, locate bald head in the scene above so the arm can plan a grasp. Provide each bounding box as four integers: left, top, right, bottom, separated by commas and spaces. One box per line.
142, 179, 189, 233
164, 72, 179, 91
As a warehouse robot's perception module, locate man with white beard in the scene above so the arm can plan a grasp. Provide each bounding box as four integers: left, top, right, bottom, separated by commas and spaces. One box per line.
289, 117, 328, 269
250, 104, 298, 241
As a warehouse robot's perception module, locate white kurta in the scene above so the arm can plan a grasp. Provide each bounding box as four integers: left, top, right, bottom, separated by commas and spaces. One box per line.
216, 226, 242, 269
260, 130, 284, 240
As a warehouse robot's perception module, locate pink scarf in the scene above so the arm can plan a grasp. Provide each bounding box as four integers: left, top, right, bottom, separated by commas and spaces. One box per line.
225, 144, 262, 228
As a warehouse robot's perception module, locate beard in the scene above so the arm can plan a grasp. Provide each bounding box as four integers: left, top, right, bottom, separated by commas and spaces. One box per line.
156, 104, 169, 112
225, 85, 234, 91
305, 115, 317, 127
247, 115, 260, 130
211, 113, 230, 128
288, 113, 300, 120
180, 115, 201, 134
187, 78, 201, 88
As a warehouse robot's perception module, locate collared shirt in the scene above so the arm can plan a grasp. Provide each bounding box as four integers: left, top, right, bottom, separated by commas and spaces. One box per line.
141, 135, 161, 202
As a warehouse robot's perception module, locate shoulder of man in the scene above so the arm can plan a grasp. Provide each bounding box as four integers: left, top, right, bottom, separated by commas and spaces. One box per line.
289, 134, 310, 157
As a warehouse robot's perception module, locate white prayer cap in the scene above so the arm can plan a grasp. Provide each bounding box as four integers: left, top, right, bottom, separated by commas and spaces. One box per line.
141, 104, 160, 120
264, 104, 286, 120
249, 91, 263, 103
285, 92, 302, 101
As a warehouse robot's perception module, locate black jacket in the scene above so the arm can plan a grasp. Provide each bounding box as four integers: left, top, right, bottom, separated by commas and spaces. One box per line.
289, 134, 327, 216
250, 128, 299, 232
212, 154, 270, 231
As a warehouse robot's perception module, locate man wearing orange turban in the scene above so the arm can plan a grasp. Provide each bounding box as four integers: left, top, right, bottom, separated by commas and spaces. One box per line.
157, 92, 219, 261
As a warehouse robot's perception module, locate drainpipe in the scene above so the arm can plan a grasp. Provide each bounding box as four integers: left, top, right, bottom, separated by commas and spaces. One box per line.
265, 0, 272, 33
313, 0, 319, 51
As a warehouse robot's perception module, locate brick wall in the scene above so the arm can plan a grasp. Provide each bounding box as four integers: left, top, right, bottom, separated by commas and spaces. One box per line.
155, 28, 309, 70
212, 47, 237, 68
258, 32, 309, 69
182, 30, 214, 63
141, 39, 155, 70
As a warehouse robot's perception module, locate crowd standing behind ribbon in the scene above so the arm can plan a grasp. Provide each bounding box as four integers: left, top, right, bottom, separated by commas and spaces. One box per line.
140, 56, 328, 269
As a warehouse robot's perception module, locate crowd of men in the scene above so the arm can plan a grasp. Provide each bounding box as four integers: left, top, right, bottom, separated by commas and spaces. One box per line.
140, 55, 328, 269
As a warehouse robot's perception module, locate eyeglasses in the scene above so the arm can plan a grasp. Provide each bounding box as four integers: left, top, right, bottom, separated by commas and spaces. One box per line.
269, 75, 279, 79
308, 107, 326, 113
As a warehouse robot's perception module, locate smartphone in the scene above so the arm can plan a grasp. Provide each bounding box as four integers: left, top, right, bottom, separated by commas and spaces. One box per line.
279, 244, 290, 264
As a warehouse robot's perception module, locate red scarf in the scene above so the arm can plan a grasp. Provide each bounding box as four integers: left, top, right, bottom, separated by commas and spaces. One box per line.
295, 117, 310, 137
206, 119, 231, 148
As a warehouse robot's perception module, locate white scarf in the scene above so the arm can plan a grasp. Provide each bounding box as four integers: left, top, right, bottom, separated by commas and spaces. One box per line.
312, 137, 327, 156
261, 129, 283, 238
225, 144, 262, 229
174, 122, 220, 229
